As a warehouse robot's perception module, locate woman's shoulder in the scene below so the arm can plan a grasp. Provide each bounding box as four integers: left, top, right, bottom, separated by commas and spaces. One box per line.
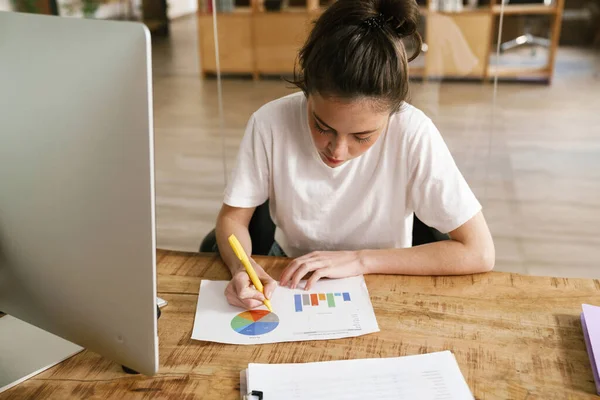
392, 102, 433, 129
389, 102, 438, 141
387, 102, 441, 158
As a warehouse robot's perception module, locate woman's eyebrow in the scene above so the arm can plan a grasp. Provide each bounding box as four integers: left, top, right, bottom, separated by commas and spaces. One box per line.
313, 112, 378, 135
313, 112, 336, 132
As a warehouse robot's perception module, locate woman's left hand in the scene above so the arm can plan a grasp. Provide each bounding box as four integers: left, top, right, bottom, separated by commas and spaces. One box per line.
279, 251, 365, 290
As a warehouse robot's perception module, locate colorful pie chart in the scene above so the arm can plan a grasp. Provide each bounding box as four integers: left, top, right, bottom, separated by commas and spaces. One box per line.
231, 309, 279, 336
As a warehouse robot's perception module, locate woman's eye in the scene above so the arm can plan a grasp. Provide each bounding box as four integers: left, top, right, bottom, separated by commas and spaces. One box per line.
314, 122, 328, 134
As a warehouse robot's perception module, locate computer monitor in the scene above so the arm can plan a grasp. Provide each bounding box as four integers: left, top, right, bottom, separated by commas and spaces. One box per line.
0, 11, 158, 389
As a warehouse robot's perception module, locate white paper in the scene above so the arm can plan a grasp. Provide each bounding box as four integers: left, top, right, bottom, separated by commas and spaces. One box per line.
191, 276, 379, 345
245, 351, 474, 400
157, 297, 168, 308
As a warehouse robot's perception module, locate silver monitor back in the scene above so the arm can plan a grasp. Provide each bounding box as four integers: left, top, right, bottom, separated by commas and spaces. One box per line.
0, 11, 158, 377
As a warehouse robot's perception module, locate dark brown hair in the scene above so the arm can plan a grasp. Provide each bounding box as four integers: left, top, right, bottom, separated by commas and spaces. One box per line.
292, 0, 422, 112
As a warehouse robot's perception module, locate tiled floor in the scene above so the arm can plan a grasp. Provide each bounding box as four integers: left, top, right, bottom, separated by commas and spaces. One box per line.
152, 16, 600, 279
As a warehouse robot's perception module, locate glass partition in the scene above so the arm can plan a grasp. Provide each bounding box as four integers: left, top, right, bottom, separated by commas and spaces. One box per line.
187, 0, 599, 279
4, 0, 597, 277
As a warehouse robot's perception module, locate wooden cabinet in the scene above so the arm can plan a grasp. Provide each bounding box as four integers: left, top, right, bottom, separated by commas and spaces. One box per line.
198, 13, 254, 73
253, 13, 313, 74
425, 12, 493, 78
197, 4, 319, 79
198, 0, 565, 83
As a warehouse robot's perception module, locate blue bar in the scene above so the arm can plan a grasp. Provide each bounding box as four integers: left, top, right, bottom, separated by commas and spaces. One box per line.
294, 294, 303, 312
334, 293, 341, 297
343, 292, 351, 302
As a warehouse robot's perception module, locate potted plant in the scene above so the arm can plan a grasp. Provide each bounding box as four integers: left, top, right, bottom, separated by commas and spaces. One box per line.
9, 0, 40, 13
60, 0, 104, 18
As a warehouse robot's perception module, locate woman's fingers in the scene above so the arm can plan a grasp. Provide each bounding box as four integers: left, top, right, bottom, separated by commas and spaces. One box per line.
289, 260, 328, 289
279, 262, 299, 287
263, 279, 278, 299
224, 281, 264, 309
280, 252, 320, 286
225, 260, 278, 309
305, 267, 334, 290
254, 262, 278, 299
233, 272, 266, 301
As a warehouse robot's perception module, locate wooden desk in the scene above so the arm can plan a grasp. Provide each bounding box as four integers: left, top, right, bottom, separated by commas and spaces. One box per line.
2, 250, 600, 399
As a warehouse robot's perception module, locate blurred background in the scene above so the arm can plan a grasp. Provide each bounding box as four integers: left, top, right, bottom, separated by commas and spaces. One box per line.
2, 0, 599, 278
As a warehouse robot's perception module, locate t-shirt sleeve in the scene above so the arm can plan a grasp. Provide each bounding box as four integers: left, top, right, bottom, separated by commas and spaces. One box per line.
223, 114, 270, 208
407, 118, 482, 234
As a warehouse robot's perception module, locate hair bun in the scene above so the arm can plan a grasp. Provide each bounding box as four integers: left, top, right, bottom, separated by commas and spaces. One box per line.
376, 0, 420, 39
373, 0, 422, 61
390, 16, 417, 38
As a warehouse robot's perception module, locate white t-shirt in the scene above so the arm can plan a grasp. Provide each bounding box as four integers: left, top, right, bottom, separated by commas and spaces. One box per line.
224, 92, 481, 259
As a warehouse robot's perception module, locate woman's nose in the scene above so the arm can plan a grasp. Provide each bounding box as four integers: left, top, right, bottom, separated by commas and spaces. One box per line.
329, 138, 348, 159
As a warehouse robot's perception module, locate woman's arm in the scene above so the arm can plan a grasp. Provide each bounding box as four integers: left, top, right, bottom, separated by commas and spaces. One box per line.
217, 204, 277, 308
360, 211, 494, 275
280, 211, 494, 290
216, 204, 256, 275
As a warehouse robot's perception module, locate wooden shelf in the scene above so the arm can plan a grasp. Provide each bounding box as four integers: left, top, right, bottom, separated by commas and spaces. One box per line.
201, 4, 556, 16
409, 66, 425, 78
197, 0, 565, 83
492, 4, 557, 15
487, 65, 550, 79
198, 7, 252, 15
424, 7, 491, 15
254, 6, 312, 13
277, 6, 310, 12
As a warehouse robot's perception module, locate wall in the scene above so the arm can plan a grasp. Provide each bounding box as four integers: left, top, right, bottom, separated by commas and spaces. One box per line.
167, 0, 197, 19
0, 0, 12, 11
0, 0, 194, 19
54, 0, 142, 19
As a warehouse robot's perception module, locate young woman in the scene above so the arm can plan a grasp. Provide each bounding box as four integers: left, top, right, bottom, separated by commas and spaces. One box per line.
216, 0, 495, 309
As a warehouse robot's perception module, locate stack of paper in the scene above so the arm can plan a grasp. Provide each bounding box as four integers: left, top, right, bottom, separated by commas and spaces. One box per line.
582, 304, 600, 395
240, 351, 474, 400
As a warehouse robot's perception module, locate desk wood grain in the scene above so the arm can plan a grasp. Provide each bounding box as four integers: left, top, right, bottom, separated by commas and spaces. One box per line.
2, 250, 600, 399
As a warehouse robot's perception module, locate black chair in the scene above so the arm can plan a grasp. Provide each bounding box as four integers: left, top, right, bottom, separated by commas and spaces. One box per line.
199, 200, 449, 255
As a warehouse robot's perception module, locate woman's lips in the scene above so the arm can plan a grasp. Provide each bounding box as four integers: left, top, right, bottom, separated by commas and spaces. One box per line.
324, 154, 343, 165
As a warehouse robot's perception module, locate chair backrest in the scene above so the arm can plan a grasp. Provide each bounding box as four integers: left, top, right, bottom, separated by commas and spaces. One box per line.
198, 201, 276, 255
247, 200, 276, 255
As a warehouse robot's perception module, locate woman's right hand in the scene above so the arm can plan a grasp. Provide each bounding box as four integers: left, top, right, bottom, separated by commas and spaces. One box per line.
225, 259, 277, 309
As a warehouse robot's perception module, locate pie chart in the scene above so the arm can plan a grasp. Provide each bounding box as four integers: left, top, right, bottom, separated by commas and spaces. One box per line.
231, 309, 279, 336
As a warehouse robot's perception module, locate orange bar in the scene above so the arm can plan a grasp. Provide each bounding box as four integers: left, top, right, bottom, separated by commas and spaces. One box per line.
310, 294, 319, 306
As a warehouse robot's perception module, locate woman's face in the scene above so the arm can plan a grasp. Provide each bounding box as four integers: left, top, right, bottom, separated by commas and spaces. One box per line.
307, 93, 389, 168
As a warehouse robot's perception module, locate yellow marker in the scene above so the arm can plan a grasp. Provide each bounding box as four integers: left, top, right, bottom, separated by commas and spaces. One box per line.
228, 234, 273, 312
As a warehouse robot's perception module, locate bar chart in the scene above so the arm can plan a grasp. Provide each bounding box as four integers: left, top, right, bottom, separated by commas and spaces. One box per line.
294, 292, 352, 312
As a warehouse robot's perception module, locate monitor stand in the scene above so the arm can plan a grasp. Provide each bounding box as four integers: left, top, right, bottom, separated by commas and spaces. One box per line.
0, 315, 83, 394
0, 303, 163, 391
